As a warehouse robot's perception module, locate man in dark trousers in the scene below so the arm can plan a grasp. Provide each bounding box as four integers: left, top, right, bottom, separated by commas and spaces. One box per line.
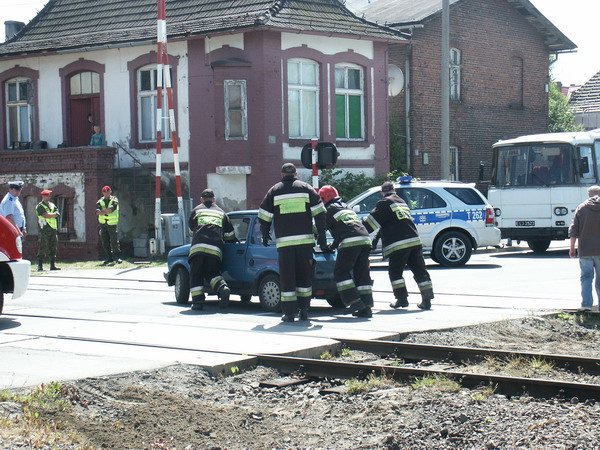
188, 189, 237, 311
96, 185, 122, 264
36, 189, 61, 271
258, 163, 328, 322
318, 184, 373, 318
364, 181, 434, 310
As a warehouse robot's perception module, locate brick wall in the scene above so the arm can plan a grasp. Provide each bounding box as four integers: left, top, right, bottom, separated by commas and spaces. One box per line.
0, 147, 115, 261
389, 0, 549, 184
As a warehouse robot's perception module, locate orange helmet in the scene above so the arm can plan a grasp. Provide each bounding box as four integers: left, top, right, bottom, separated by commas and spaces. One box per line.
318, 185, 339, 205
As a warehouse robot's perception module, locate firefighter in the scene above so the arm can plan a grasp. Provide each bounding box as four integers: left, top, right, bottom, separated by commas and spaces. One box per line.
259, 163, 328, 322
318, 185, 373, 318
363, 181, 434, 310
96, 186, 122, 264
36, 189, 60, 271
188, 189, 237, 311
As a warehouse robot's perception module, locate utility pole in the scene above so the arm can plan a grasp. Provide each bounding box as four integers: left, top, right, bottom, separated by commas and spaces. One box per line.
440, 0, 450, 180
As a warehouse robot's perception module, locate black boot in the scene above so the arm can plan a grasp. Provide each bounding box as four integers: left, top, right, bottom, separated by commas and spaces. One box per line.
390, 298, 409, 309
346, 299, 366, 314
37, 259, 44, 272
281, 314, 295, 322
417, 298, 432, 310
298, 309, 309, 321
50, 259, 61, 271
218, 285, 230, 309
191, 294, 206, 311
352, 307, 373, 318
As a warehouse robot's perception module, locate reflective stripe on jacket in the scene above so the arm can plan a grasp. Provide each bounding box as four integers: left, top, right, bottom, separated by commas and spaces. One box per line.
37, 201, 58, 230
97, 197, 119, 225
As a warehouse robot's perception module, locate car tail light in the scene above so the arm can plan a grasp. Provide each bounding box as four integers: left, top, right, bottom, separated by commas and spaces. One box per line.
485, 207, 495, 227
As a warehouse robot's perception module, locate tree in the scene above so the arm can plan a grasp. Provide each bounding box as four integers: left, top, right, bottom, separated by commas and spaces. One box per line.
548, 81, 583, 132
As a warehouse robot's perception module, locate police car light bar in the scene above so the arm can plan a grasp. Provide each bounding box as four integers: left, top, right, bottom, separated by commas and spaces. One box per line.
397, 175, 413, 184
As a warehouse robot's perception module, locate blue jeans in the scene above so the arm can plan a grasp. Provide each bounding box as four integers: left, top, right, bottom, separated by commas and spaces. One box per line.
579, 256, 600, 308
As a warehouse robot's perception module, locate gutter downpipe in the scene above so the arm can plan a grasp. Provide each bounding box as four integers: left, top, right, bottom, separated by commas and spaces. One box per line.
405, 44, 412, 172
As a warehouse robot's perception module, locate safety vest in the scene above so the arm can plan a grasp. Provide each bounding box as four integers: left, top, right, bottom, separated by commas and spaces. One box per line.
37, 202, 58, 230
98, 197, 119, 225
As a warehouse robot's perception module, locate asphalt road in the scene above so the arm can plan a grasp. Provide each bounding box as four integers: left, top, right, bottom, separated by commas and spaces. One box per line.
0, 242, 579, 389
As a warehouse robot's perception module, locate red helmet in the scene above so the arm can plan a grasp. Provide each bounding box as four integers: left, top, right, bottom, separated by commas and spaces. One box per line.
318, 185, 339, 205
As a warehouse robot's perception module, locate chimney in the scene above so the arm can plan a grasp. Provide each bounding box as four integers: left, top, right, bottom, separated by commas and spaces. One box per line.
5, 21, 25, 41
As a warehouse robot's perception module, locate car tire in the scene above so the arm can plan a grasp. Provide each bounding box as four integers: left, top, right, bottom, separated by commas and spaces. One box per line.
258, 274, 281, 313
433, 230, 472, 267
240, 294, 252, 303
174, 266, 190, 304
325, 296, 344, 308
527, 240, 551, 253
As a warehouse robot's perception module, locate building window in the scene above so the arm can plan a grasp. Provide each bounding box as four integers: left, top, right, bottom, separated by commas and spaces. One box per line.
450, 48, 461, 101
70, 71, 100, 95
56, 196, 70, 234
6, 77, 34, 148
138, 66, 171, 142
335, 64, 364, 140
288, 59, 319, 139
224, 80, 248, 140
449, 145, 459, 181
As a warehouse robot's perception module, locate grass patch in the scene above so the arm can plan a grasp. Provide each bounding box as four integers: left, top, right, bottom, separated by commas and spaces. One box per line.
33, 259, 167, 272
346, 373, 397, 395
484, 355, 555, 377
320, 351, 333, 360
0, 382, 87, 447
470, 385, 496, 402
411, 374, 461, 393
340, 347, 352, 357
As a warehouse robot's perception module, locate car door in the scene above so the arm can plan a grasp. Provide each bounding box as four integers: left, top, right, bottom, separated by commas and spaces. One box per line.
396, 187, 449, 248
222, 213, 253, 291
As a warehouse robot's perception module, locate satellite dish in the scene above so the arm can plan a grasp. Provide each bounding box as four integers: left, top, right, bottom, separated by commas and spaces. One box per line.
387, 64, 404, 96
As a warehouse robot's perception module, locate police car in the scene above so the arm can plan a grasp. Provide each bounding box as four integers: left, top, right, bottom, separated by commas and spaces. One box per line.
347, 177, 501, 266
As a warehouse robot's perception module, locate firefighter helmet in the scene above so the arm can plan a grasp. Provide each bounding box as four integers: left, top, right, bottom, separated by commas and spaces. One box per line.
318, 185, 339, 205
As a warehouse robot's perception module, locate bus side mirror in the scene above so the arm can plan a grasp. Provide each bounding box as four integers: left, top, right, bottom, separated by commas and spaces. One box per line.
478, 162, 485, 182
579, 157, 590, 174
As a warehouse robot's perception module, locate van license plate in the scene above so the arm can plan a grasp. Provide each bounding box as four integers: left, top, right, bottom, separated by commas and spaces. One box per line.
516, 220, 535, 226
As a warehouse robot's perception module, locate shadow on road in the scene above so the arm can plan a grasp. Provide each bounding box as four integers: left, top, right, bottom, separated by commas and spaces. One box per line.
0, 317, 21, 330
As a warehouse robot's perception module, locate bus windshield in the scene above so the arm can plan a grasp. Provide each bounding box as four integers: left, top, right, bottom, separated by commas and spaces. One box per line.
493, 144, 575, 187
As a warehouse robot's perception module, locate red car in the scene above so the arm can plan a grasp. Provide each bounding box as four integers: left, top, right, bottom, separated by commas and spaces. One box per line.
0, 215, 31, 315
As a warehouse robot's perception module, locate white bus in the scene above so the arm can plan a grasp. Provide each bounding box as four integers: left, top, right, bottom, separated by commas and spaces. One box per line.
488, 129, 600, 252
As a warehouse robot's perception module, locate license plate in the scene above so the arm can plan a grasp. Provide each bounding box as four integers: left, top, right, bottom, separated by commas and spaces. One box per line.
516, 220, 535, 226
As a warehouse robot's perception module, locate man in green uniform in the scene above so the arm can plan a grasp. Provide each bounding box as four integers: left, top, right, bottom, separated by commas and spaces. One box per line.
36, 189, 60, 271
96, 185, 122, 264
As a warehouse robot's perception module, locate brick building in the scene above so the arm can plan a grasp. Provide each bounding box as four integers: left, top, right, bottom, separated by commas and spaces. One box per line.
0, 0, 405, 260
353, 0, 575, 184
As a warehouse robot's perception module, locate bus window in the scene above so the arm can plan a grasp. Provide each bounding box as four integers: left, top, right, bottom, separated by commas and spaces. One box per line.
578, 145, 595, 183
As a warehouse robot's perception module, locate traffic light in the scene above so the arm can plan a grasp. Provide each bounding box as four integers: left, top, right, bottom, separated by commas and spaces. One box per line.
300, 142, 339, 170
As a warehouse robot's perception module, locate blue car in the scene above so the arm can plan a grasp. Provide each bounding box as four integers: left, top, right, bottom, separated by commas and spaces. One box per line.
164, 210, 341, 312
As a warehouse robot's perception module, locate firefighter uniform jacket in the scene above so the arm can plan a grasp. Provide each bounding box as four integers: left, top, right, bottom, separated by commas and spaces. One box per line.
258, 175, 327, 248
324, 198, 371, 250
363, 192, 422, 258
188, 201, 236, 261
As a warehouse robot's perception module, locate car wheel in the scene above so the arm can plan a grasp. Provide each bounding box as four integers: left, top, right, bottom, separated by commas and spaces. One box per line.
240, 294, 252, 303
433, 231, 472, 267
174, 266, 190, 304
258, 274, 281, 312
326, 296, 344, 308
527, 240, 551, 253
428, 252, 440, 264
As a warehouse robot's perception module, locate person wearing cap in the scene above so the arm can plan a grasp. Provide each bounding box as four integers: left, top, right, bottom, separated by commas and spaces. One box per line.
258, 163, 328, 322
35, 189, 61, 271
96, 186, 122, 264
188, 188, 238, 311
0, 181, 26, 236
318, 185, 374, 318
363, 181, 434, 310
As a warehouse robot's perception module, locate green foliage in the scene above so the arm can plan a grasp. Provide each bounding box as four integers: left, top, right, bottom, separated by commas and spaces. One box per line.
411, 374, 461, 392
319, 168, 407, 202
346, 374, 396, 395
389, 118, 407, 173
320, 351, 333, 360
548, 82, 584, 132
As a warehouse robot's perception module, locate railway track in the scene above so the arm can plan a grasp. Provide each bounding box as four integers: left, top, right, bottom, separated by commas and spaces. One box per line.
8, 326, 600, 402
